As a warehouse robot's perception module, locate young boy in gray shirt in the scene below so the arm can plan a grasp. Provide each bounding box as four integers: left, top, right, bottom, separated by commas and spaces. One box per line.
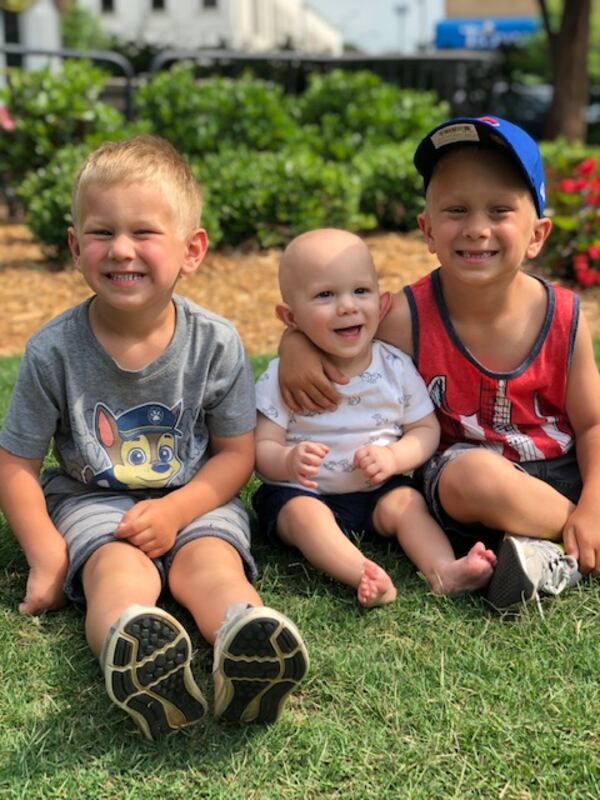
0, 135, 308, 740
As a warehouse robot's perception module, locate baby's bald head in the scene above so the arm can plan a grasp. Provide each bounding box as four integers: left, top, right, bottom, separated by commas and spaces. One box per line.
279, 228, 376, 303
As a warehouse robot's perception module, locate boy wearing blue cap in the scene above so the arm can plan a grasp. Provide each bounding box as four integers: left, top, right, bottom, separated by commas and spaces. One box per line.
0, 135, 308, 739
277, 116, 600, 612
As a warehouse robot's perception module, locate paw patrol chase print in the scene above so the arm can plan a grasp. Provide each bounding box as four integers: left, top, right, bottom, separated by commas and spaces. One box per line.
83, 402, 183, 489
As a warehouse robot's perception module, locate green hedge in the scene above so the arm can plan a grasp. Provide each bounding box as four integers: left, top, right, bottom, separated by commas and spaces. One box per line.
10, 59, 600, 281
0, 60, 124, 182
9, 63, 449, 263
134, 65, 299, 155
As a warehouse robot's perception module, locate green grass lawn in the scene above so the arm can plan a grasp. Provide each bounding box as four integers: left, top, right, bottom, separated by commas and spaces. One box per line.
1, 353, 600, 799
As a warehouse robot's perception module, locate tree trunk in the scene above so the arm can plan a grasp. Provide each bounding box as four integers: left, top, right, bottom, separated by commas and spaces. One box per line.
540, 0, 591, 142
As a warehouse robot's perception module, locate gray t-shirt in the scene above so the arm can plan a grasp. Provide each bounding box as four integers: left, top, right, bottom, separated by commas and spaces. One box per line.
0, 295, 256, 501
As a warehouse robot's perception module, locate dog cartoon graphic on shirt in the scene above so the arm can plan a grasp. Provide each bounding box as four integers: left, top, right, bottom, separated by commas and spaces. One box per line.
82, 401, 183, 489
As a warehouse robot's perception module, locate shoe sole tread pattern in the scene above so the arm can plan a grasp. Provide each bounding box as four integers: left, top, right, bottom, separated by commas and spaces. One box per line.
486, 538, 535, 611
217, 615, 308, 724
105, 611, 207, 740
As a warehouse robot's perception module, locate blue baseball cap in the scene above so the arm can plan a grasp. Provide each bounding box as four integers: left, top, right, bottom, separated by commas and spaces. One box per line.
413, 115, 546, 217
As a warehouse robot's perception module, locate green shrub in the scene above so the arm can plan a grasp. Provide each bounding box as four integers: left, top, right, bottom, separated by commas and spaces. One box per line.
61, 3, 114, 51
135, 65, 299, 156
17, 142, 92, 264
353, 141, 424, 230
294, 69, 449, 160
196, 147, 375, 248
0, 60, 124, 183
12, 67, 450, 260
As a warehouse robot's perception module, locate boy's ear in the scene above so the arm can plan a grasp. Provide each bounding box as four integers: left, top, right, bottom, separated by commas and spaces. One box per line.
180, 228, 209, 276
68, 227, 81, 269
417, 212, 436, 254
378, 291, 392, 322
275, 303, 297, 329
526, 216, 553, 260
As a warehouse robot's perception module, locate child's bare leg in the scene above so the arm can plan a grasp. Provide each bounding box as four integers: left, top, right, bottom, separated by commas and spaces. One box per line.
277, 496, 396, 607
82, 541, 162, 657
168, 537, 262, 644
83, 541, 206, 740
438, 450, 575, 539
374, 486, 496, 595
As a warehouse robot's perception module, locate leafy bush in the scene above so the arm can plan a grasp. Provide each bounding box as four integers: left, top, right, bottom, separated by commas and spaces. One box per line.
9, 65, 450, 263
294, 70, 449, 160
539, 146, 600, 287
135, 65, 299, 156
196, 147, 375, 248
61, 3, 114, 51
0, 60, 124, 183
353, 141, 424, 230
17, 142, 92, 264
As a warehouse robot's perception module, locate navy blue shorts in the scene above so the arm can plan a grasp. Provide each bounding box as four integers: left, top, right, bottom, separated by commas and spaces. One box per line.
415, 447, 582, 556
253, 475, 415, 545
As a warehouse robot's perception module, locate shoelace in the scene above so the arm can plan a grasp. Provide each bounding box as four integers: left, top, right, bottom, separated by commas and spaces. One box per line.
529, 540, 579, 619
539, 552, 578, 596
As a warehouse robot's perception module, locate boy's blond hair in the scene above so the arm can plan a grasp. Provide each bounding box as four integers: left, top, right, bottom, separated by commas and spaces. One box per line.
71, 135, 202, 234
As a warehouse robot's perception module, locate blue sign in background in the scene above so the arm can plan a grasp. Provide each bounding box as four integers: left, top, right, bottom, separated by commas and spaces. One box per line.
435, 17, 540, 49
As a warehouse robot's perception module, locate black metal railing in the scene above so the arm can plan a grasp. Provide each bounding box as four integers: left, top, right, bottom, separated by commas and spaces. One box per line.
0, 43, 136, 119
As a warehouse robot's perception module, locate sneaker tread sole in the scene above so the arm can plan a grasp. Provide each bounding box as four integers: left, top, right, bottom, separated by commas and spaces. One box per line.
215, 613, 308, 724
105, 610, 207, 740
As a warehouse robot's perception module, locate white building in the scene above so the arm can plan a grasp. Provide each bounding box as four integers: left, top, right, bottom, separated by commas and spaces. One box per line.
0, 0, 62, 73
76, 0, 343, 54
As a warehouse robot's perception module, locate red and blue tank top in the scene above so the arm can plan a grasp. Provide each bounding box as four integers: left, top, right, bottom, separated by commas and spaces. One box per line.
405, 269, 578, 462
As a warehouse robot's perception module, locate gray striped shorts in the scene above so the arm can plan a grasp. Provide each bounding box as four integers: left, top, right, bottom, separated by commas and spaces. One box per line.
47, 489, 257, 607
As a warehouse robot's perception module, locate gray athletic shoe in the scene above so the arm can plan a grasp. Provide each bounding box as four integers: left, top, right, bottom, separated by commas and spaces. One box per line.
213, 604, 309, 724
101, 604, 207, 740
486, 536, 581, 612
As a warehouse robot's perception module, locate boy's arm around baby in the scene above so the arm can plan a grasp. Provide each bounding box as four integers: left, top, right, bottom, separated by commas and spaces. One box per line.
562, 315, 600, 574
0, 448, 68, 614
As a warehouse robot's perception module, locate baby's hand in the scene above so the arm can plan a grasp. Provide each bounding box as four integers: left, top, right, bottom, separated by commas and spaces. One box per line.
354, 444, 396, 485
19, 555, 68, 615
116, 498, 178, 559
286, 441, 329, 490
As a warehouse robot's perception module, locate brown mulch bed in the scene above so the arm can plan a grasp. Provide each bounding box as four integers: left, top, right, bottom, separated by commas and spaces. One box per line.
2, 217, 600, 357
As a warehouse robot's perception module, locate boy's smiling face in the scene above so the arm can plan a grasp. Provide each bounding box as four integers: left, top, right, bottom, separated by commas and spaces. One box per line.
417, 147, 552, 288
68, 180, 207, 317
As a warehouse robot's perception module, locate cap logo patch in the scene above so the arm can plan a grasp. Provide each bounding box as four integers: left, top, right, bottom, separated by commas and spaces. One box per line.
431, 123, 480, 149
478, 116, 500, 126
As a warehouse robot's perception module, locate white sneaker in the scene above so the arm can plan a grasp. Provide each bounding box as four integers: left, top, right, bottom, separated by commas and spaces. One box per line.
213, 604, 309, 723
486, 536, 581, 612
101, 604, 207, 740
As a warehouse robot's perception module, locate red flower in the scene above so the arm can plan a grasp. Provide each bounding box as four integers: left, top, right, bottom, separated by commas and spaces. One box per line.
558, 178, 587, 193
576, 158, 598, 177
588, 245, 600, 260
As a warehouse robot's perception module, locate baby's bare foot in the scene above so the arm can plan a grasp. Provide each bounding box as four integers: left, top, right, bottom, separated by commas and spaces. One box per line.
357, 559, 397, 607
431, 541, 497, 596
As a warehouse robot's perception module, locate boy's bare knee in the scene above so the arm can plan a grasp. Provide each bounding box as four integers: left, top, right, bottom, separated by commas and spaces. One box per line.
83, 540, 155, 584
82, 541, 160, 610
439, 450, 512, 513
169, 537, 244, 589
